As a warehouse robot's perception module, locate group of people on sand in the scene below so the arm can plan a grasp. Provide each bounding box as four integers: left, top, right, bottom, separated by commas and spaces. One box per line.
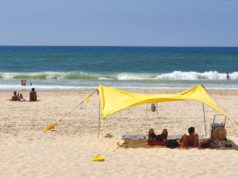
148, 127, 199, 148
11, 88, 37, 102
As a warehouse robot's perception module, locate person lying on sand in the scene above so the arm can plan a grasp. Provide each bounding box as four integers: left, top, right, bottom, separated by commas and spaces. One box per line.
148, 128, 168, 146
180, 127, 199, 148
29, 88, 37, 101
11, 91, 24, 101
161, 129, 168, 142
148, 129, 156, 144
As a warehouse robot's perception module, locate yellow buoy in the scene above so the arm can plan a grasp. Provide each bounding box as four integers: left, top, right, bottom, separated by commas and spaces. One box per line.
43, 123, 57, 131
91, 154, 105, 162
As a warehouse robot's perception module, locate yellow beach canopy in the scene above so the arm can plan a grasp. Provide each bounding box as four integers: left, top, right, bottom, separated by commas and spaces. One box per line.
97, 84, 227, 118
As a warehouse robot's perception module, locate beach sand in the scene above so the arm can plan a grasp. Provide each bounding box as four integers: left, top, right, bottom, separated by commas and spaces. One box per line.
1, 89, 238, 178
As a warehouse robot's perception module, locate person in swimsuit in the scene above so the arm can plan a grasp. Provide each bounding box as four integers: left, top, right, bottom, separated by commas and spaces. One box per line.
11, 91, 24, 101
11, 91, 18, 101
226, 72, 230, 80
29, 88, 37, 101
148, 128, 156, 144
148, 128, 168, 146
180, 127, 199, 148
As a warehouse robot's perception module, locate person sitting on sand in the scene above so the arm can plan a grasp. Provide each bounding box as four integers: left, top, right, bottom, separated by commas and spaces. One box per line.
11, 91, 18, 101
19, 93, 24, 101
11, 91, 24, 101
29, 88, 37, 101
180, 127, 199, 148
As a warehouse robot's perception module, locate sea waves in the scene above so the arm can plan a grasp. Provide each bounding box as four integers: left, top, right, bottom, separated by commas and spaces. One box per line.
0, 71, 237, 81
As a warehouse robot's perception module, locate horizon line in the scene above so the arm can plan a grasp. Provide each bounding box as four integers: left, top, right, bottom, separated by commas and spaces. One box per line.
0, 45, 238, 48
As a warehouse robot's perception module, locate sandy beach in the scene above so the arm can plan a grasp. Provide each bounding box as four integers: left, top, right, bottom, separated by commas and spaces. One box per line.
1, 89, 238, 178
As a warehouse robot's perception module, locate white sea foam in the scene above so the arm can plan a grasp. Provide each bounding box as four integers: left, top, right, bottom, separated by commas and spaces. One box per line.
0, 71, 238, 81
155, 71, 238, 80
1, 83, 238, 92
116, 73, 154, 80
98, 77, 112, 80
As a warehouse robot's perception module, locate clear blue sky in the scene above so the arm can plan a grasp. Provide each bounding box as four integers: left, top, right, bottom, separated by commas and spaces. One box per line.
0, 0, 238, 46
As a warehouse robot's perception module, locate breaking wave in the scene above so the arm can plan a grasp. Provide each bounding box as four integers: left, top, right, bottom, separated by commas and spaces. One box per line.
0, 71, 237, 81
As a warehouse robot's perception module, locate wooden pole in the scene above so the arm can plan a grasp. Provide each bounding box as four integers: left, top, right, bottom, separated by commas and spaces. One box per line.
202, 104, 207, 137
98, 98, 101, 138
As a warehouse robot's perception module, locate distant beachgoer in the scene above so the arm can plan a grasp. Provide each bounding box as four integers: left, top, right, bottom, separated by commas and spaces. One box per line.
21, 80, 27, 86
11, 91, 24, 101
18, 93, 24, 101
11, 91, 18, 101
226, 72, 230, 80
180, 127, 199, 148
30, 82, 32, 86
29, 88, 37, 101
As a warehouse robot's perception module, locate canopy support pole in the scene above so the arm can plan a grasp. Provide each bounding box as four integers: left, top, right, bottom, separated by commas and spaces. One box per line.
98, 97, 101, 138
146, 104, 148, 118
202, 104, 207, 137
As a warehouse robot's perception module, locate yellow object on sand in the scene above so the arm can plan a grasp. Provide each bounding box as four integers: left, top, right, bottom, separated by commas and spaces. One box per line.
97, 84, 227, 118
91, 154, 105, 162
84, 90, 97, 102
43, 123, 57, 131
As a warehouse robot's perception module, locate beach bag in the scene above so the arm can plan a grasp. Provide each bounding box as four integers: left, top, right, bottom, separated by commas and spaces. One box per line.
208, 139, 218, 148
200, 139, 218, 148
200, 142, 210, 148
166, 139, 179, 148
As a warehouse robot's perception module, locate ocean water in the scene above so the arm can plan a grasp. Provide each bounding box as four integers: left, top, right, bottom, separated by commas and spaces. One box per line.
0, 46, 238, 91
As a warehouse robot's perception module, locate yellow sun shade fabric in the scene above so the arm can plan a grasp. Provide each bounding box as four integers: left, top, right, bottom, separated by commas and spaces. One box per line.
97, 85, 227, 118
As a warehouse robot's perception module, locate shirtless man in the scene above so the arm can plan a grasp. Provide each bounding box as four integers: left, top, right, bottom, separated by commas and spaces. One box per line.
11, 91, 18, 101
181, 127, 199, 148
29, 88, 37, 101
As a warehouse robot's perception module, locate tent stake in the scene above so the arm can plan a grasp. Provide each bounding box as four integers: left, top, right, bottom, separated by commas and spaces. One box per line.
202, 104, 207, 137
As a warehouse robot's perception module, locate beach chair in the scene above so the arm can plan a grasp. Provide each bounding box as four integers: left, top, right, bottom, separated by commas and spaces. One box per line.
145, 103, 159, 118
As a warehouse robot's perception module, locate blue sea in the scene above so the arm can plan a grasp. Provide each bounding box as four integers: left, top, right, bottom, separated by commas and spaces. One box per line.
0, 46, 238, 91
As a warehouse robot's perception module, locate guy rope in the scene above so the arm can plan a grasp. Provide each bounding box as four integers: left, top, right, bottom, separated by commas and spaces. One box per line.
43, 90, 97, 131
